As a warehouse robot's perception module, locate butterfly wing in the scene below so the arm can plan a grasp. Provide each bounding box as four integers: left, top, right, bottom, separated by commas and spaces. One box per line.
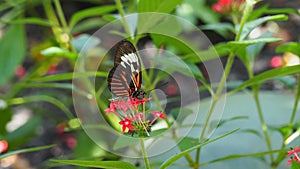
108, 40, 142, 97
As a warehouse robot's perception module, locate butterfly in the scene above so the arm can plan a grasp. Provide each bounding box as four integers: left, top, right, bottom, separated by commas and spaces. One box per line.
107, 40, 146, 99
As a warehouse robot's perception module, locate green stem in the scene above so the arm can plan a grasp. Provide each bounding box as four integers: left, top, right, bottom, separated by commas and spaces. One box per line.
53, 0, 68, 29
140, 139, 151, 169
288, 75, 300, 126
115, 0, 133, 37
273, 74, 300, 167
53, 0, 77, 54
252, 85, 274, 162
196, 1, 255, 167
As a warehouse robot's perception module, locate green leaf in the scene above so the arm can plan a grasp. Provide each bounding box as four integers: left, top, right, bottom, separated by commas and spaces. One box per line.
200, 23, 235, 38
138, 0, 183, 13
0, 24, 26, 85
236, 32, 275, 65
228, 38, 282, 46
160, 129, 238, 169
151, 56, 201, 79
0, 17, 57, 27
0, 145, 55, 160
228, 65, 300, 95
71, 18, 107, 34
182, 0, 219, 24
4, 117, 41, 149
291, 160, 300, 169
237, 14, 288, 41
30, 72, 107, 82
201, 149, 282, 167
266, 8, 299, 15
0, 7, 23, 28
137, 1, 183, 34
69, 5, 116, 29
151, 35, 193, 55
74, 132, 108, 159
246, 32, 274, 62
248, 4, 269, 21
182, 43, 230, 63
218, 116, 248, 128
51, 160, 136, 169
41, 47, 77, 59
0, 108, 12, 135
178, 137, 201, 150
276, 42, 300, 57
239, 129, 262, 138
8, 95, 74, 119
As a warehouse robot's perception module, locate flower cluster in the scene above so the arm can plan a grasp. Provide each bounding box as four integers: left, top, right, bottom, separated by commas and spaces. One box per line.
285, 146, 300, 166
105, 97, 166, 137
212, 0, 245, 14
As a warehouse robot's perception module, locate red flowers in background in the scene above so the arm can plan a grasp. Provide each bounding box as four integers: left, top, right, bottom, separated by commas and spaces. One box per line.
15, 66, 25, 78
0, 140, 8, 154
212, 0, 245, 14
270, 53, 300, 68
285, 146, 300, 166
270, 56, 283, 68
105, 97, 166, 137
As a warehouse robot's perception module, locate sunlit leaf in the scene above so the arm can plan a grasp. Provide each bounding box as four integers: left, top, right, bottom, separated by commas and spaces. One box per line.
0, 145, 55, 160
51, 159, 136, 169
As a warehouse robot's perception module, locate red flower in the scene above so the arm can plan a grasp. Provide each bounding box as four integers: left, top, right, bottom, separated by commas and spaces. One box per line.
104, 102, 116, 114
285, 158, 292, 166
219, 0, 232, 5
129, 98, 140, 107
270, 56, 283, 68
48, 64, 57, 75
119, 118, 134, 132
285, 146, 300, 166
115, 99, 129, 113
15, 66, 25, 78
0, 140, 8, 154
56, 123, 67, 134
166, 84, 178, 96
287, 146, 300, 156
63, 134, 77, 149
133, 113, 144, 121
212, 0, 244, 14
151, 111, 166, 120
139, 97, 151, 104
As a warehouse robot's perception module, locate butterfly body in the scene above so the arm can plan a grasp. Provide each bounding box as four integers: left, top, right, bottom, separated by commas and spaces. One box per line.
108, 40, 145, 99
